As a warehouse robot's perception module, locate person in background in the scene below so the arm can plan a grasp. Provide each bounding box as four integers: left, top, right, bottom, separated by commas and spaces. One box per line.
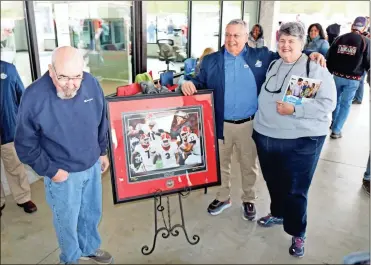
195, 47, 215, 76
252, 21, 336, 258
326, 16, 370, 139
353, 19, 370, 104
167, 19, 175, 34
14, 46, 112, 265
326, 23, 341, 46
362, 70, 370, 195
147, 21, 156, 43
180, 18, 326, 221
304, 23, 329, 56
0, 60, 37, 216
248, 24, 265, 48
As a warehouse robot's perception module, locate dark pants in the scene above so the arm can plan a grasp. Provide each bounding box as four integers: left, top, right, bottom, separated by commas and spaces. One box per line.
252, 130, 326, 237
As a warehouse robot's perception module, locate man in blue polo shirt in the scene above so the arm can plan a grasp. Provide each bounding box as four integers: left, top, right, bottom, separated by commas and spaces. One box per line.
181, 19, 324, 221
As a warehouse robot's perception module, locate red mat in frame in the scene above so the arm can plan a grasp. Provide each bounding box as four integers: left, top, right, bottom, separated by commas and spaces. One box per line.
106, 90, 221, 204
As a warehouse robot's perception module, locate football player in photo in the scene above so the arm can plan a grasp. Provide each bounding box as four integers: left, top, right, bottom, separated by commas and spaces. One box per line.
178, 126, 202, 166
154, 132, 179, 169
131, 133, 157, 173
135, 113, 161, 142
170, 110, 192, 140
127, 125, 140, 153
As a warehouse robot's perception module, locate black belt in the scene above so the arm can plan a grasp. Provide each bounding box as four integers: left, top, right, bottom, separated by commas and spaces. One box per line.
224, 115, 254, 124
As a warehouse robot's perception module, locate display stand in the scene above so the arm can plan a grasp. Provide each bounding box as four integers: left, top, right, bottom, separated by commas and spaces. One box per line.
141, 189, 200, 255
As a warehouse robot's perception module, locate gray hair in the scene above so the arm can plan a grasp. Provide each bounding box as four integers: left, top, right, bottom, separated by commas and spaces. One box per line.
226, 19, 249, 34
278, 22, 306, 45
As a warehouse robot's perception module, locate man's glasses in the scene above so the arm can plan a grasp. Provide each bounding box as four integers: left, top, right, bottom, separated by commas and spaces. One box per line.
225, 33, 246, 39
52, 64, 83, 83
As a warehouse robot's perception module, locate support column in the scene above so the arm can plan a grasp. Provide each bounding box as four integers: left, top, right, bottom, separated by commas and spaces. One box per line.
258, 1, 281, 51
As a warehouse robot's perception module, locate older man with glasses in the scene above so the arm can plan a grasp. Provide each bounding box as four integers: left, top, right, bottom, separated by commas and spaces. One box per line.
14, 46, 112, 264
181, 19, 325, 221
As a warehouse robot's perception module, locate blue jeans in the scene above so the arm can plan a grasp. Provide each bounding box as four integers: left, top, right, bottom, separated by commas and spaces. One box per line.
364, 156, 370, 181
332, 76, 360, 134
44, 160, 102, 263
354, 71, 366, 102
252, 131, 326, 237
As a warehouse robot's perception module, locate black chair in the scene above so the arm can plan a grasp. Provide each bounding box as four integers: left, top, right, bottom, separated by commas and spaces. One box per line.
157, 39, 176, 74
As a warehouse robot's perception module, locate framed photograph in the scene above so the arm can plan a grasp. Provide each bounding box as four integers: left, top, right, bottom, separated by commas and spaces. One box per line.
106, 90, 220, 204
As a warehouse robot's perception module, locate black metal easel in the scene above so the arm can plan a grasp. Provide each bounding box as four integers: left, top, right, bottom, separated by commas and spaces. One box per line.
141, 189, 200, 255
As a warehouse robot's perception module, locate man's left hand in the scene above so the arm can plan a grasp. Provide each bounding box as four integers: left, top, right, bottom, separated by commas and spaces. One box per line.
276, 101, 295, 115
100, 155, 110, 173
309, 52, 326, 67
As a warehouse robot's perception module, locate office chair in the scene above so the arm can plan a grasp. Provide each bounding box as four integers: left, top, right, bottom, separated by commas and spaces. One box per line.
157, 39, 176, 74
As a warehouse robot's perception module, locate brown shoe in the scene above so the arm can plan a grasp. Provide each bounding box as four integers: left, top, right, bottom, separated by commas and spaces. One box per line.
363, 179, 370, 195
17, 201, 37, 213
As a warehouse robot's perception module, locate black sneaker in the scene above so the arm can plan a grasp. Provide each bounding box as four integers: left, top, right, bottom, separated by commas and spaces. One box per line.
207, 198, 231, 216
242, 202, 256, 221
352, 99, 362, 104
363, 179, 370, 195
330, 132, 342, 139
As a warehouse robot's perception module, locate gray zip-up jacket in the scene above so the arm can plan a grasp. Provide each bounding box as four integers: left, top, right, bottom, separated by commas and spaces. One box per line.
253, 54, 337, 139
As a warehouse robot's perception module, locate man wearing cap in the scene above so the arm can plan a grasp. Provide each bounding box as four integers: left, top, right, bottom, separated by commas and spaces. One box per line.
327, 16, 370, 139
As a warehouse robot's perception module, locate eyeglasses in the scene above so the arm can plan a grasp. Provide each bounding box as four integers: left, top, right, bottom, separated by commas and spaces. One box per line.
264, 61, 288, 94
264, 54, 303, 94
51, 64, 83, 83
225, 33, 246, 39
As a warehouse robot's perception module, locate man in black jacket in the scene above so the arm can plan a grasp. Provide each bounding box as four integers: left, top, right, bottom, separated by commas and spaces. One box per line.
326, 16, 370, 139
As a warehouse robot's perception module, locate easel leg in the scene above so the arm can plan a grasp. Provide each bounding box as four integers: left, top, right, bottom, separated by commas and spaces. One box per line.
141, 195, 170, 255
170, 193, 200, 245
141, 191, 200, 255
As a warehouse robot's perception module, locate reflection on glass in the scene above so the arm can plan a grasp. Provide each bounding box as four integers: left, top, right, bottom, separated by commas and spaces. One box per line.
221, 1, 242, 45
191, 1, 220, 58
0, 1, 33, 87
34, 1, 133, 95
146, 1, 188, 80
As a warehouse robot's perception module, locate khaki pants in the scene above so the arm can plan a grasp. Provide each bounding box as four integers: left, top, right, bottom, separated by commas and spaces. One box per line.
0, 142, 31, 206
216, 121, 259, 203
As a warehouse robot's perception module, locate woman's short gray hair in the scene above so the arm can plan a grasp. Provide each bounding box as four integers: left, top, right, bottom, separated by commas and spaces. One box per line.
227, 19, 249, 34
278, 22, 306, 45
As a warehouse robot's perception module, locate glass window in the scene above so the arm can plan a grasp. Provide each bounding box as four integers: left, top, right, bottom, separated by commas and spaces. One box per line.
1, 1, 33, 87
33, 1, 133, 96
191, 1, 220, 58
221, 1, 242, 45
243, 1, 259, 30
146, 1, 189, 80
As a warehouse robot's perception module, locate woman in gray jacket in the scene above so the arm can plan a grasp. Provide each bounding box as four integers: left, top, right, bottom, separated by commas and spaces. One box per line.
252, 22, 336, 258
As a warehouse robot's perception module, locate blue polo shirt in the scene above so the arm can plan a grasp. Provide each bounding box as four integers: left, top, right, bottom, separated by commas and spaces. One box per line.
224, 47, 258, 120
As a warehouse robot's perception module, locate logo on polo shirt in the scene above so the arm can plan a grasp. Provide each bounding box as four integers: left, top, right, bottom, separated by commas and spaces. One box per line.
84, 98, 93, 103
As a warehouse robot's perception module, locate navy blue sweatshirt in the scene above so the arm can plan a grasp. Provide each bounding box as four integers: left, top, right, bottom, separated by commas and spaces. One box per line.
14, 71, 108, 178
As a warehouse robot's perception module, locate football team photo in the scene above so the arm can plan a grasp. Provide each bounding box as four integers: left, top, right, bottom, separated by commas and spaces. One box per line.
122, 106, 206, 183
